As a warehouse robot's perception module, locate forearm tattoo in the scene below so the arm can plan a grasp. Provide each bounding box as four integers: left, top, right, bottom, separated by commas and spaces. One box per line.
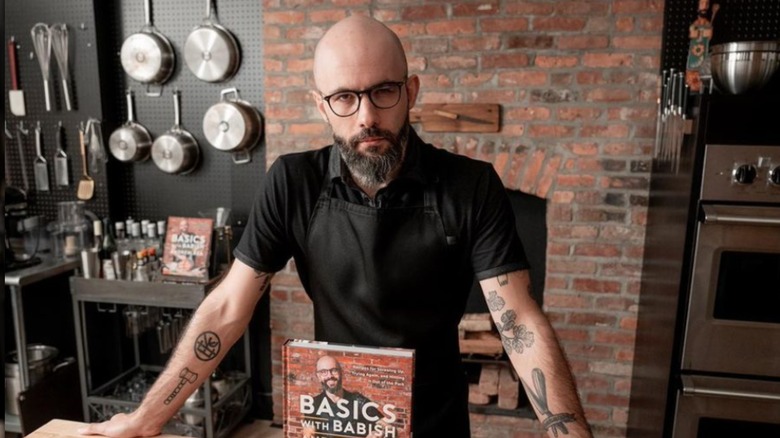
521, 368, 577, 437
487, 279, 535, 354
164, 367, 198, 405
254, 270, 271, 293
194, 331, 221, 361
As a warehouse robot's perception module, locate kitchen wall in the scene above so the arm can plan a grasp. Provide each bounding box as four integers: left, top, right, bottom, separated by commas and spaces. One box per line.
262, 1, 663, 436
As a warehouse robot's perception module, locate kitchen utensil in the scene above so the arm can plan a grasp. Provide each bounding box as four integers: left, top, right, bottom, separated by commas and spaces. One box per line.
109, 89, 152, 162
152, 90, 200, 174
202, 88, 262, 164
184, 0, 240, 82
50, 23, 72, 111
5, 344, 59, 416
77, 126, 95, 200
33, 122, 50, 192
15, 123, 30, 192
86, 118, 108, 174
7, 37, 26, 116
120, 0, 175, 96
710, 40, 780, 94
30, 23, 53, 111
54, 122, 70, 186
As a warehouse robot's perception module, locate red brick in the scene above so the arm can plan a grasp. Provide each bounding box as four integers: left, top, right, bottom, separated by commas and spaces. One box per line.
452, 36, 501, 52
545, 292, 592, 309
264, 11, 305, 24
547, 257, 598, 273
580, 124, 630, 138
574, 243, 622, 258
430, 55, 478, 70
454, 2, 500, 16
506, 2, 555, 15
572, 278, 622, 294
586, 392, 630, 408
613, 0, 663, 14
285, 26, 325, 40
482, 53, 530, 69
309, 9, 348, 23
507, 35, 554, 49
576, 70, 607, 85
468, 89, 518, 104
506, 107, 551, 121
535, 55, 579, 68
593, 330, 635, 345
401, 5, 447, 21
616, 16, 635, 32
528, 124, 575, 138
555, 1, 609, 14
498, 71, 548, 87
418, 91, 464, 103
519, 149, 546, 192
585, 88, 633, 103
612, 35, 662, 50
288, 123, 327, 135
480, 17, 530, 32
459, 73, 495, 87
568, 312, 618, 327
426, 19, 476, 35
583, 53, 633, 68
532, 17, 586, 32
417, 73, 453, 88
557, 35, 609, 50
265, 42, 306, 57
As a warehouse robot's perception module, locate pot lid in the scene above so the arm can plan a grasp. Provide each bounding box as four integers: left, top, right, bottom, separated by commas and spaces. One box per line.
203, 102, 254, 151
121, 33, 172, 83
184, 27, 239, 82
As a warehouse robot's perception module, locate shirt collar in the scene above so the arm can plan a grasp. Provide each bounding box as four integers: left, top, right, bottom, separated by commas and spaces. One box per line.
328, 127, 428, 185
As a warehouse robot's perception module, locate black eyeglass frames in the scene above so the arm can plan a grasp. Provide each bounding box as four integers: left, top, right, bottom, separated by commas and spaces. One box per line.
321, 79, 407, 117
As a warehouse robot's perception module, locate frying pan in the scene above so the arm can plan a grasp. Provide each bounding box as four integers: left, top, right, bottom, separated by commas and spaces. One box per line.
202, 88, 263, 164
152, 90, 200, 175
183, 0, 240, 82
120, 0, 175, 96
109, 89, 152, 162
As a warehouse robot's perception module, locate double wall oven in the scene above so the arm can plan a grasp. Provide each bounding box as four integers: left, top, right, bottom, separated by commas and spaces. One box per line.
673, 144, 780, 436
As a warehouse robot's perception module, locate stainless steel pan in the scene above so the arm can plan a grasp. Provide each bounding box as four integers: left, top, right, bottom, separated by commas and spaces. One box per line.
152, 90, 200, 174
120, 0, 175, 96
184, 0, 240, 82
109, 89, 152, 162
202, 88, 262, 164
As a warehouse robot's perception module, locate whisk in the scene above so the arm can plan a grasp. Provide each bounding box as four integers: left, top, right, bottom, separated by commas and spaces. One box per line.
30, 23, 52, 111
50, 24, 72, 111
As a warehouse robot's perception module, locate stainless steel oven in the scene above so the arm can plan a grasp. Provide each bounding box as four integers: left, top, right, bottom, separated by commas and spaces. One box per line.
674, 144, 780, 434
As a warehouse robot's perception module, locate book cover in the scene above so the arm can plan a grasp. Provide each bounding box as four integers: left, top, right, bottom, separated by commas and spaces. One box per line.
283, 339, 415, 438
161, 216, 213, 279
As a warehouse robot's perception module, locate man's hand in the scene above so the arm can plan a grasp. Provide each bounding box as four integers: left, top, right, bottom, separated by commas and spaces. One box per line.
78, 412, 161, 438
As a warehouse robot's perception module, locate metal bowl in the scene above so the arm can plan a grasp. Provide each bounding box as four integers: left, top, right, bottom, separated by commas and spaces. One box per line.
710, 41, 780, 94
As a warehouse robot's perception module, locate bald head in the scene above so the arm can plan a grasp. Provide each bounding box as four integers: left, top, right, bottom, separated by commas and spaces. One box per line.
313, 15, 408, 91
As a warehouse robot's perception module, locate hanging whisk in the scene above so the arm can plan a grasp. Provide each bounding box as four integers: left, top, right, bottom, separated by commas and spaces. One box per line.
30, 23, 52, 111
50, 24, 72, 111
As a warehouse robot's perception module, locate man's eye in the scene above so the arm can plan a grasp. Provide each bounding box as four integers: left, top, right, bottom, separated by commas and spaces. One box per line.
332, 93, 356, 103
373, 85, 395, 95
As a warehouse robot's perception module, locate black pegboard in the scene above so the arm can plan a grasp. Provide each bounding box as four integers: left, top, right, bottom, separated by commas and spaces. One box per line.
662, 0, 780, 72
97, 0, 266, 225
4, 0, 111, 222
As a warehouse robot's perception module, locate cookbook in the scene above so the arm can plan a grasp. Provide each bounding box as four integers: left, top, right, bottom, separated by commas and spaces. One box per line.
283, 339, 414, 438
160, 216, 213, 280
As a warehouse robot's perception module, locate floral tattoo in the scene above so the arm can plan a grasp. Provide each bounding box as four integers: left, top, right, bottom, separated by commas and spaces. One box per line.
486, 289, 535, 354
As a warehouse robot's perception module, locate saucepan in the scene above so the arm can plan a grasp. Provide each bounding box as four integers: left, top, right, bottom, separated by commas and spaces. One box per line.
152, 90, 200, 174
109, 89, 152, 162
202, 88, 263, 164
120, 0, 175, 96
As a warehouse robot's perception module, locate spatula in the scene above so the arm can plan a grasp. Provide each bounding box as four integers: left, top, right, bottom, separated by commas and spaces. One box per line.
33, 122, 50, 192
77, 126, 95, 200
54, 122, 70, 186
7, 37, 26, 116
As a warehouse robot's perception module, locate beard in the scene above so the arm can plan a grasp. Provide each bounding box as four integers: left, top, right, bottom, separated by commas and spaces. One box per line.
322, 377, 342, 394
334, 119, 410, 190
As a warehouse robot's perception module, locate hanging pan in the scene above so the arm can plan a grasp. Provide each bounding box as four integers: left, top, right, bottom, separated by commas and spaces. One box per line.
152, 90, 200, 175
120, 0, 175, 96
109, 89, 152, 162
202, 88, 263, 164
184, 0, 240, 82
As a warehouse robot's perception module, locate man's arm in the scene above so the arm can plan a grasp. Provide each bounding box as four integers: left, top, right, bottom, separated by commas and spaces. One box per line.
479, 269, 592, 438
80, 260, 273, 438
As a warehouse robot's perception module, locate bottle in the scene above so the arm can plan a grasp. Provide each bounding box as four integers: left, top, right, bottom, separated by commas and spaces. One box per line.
130, 222, 144, 252
92, 219, 104, 254
115, 222, 128, 252
101, 217, 118, 261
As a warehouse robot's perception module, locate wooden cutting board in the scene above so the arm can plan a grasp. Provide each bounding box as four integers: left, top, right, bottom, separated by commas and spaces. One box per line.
410, 103, 500, 133
26, 419, 189, 438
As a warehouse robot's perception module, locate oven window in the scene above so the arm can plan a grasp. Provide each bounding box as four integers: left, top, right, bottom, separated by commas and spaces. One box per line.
698, 418, 780, 437
714, 251, 780, 324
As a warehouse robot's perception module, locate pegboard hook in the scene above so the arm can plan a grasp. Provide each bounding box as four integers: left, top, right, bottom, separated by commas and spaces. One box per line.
5, 121, 12, 139
18, 121, 29, 135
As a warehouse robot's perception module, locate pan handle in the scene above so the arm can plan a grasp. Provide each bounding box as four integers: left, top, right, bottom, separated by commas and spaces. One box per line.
145, 83, 163, 97
173, 90, 182, 129
144, 0, 153, 27
231, 149, 251, 165
126, 89, 136, 123
220, 87, 240, 102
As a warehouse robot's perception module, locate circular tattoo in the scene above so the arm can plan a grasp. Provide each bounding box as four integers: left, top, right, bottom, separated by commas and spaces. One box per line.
194, 331, 221, 361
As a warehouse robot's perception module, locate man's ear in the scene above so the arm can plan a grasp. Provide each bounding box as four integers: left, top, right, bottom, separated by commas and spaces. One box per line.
311, 90, 330, 123
406, 74, 421, 111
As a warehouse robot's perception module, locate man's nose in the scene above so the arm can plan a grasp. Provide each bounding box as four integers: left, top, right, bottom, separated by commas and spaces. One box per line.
356, 94, 380, 128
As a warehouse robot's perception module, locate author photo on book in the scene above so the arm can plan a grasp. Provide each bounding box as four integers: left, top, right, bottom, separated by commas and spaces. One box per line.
80, 13, 592, 438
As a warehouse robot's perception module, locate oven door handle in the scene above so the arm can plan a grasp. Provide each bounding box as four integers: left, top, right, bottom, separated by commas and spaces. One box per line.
682, 376, 780, 402
702, 205, 780, 227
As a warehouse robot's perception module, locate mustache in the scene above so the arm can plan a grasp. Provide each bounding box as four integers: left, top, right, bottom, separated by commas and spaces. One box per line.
351, 127, 394, 144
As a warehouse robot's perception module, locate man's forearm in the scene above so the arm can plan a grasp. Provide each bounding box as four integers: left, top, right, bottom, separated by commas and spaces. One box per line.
481, 271, 592, 438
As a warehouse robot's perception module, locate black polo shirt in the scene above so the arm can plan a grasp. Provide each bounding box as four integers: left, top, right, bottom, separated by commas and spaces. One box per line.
234, 128, 528, 288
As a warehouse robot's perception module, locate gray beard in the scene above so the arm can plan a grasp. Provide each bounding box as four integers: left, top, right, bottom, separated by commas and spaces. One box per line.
335, 120, 409, 190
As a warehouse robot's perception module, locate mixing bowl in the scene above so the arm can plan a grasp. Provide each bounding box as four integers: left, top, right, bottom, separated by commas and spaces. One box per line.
710, 40, 780, 94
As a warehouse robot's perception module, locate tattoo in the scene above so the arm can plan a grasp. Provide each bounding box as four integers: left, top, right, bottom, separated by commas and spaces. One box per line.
194, 331, 221, 361
521, 368, 577, 437
254, 270, 271, 293
497, 274, 509, 286
487, 291, 535, 354
164, 367, 198, 405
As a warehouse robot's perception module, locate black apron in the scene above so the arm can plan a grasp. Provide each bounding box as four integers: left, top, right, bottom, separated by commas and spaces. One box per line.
304, 170, 471, 437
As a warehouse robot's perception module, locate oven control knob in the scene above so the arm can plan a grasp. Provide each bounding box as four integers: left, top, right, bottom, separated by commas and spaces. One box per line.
770, 166, 780, 186
733, 164, 757, 184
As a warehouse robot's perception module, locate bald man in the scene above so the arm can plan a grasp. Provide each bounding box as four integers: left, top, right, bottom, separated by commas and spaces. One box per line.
81, 15, 591, 438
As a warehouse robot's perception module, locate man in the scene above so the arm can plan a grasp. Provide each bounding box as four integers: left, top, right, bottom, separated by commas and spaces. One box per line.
80, 15, 592, 438
302, 356, 385, 438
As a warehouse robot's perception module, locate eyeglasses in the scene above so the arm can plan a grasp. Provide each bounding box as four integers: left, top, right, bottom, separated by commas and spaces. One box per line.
321, 80, 407, 117
316, 367, 341, 376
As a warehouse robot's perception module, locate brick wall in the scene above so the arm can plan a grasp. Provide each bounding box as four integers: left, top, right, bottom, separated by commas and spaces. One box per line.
263, 1, 664, 437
